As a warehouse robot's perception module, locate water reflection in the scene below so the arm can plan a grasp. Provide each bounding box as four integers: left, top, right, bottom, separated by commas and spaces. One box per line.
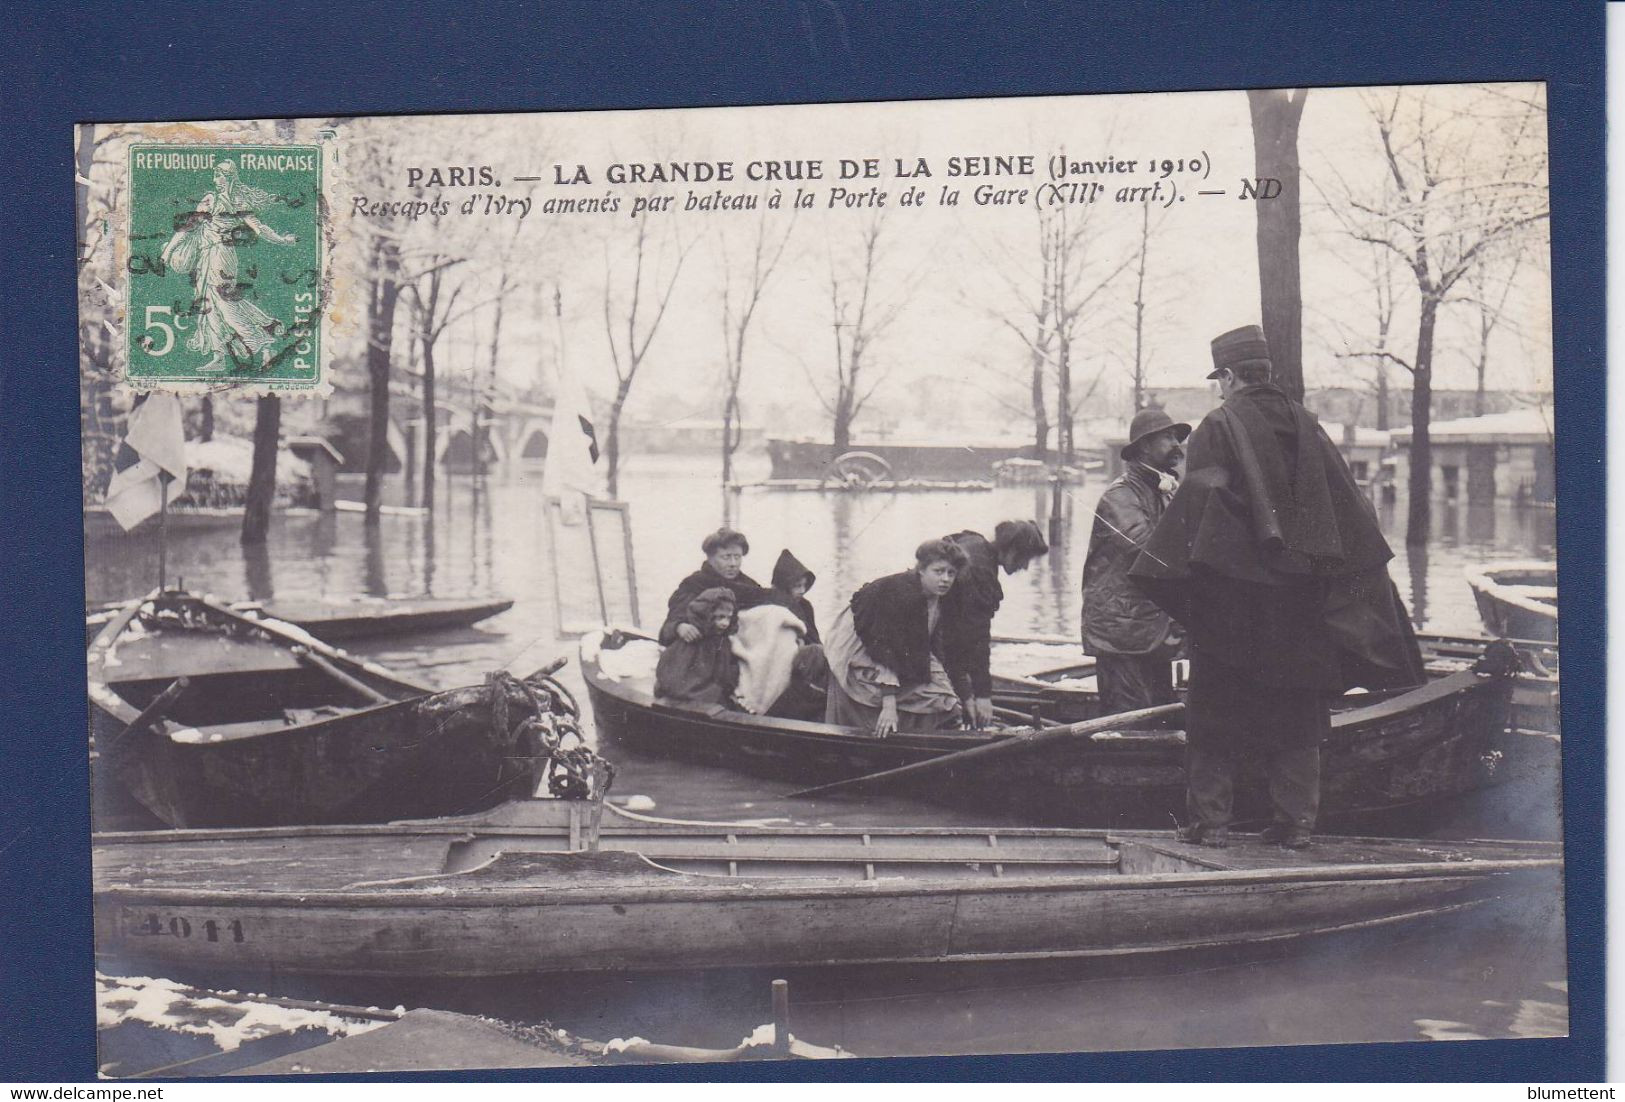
363, 521, 388, 597
79, 456, 1567, 1057
242, 538, 274, 603
1406, 540, 1429, 630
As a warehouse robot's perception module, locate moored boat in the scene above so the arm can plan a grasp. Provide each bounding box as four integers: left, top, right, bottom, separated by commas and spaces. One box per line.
91, 798, 1559, 980
580, 629, 1519, 833
990, 631, 1559, 737
87, 594, 514, 646
87, 591, 565, 829
1466, 561, 1559, 642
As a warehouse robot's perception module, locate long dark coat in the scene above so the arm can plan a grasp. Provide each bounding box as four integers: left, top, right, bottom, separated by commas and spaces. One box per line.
939, 530, 1001, 697
1081, 465, 1182, 656
1128, 383, 1422, 692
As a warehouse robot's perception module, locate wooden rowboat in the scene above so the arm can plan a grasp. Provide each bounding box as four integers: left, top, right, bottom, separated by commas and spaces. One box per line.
86, 595, 513, 646
91, 798, 1559, 979
1466, 561, 1559, 642
990, 632, 1559, 737
88, 591, 560, 830
580, 630, 1519, 833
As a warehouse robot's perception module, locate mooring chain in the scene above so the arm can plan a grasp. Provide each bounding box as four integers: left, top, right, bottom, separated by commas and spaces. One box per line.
484, 669, 616, 801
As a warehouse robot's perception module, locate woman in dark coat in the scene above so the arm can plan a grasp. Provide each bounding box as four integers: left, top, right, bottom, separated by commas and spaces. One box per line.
659, 527, 773, 645
823, 538, 971, 737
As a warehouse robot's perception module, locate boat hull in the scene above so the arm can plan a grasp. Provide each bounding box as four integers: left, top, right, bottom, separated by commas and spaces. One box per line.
92, 809, 1558, 979
88, 593, 553, 829
583, 634, 1518, 833
1467, 562, 1559, 643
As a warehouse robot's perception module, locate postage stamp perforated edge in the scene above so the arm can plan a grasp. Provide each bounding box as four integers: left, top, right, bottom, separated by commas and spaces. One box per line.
109, 127, 343, 399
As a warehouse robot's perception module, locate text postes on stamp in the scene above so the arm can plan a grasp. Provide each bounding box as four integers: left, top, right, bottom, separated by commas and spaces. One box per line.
125, 144, 323, 391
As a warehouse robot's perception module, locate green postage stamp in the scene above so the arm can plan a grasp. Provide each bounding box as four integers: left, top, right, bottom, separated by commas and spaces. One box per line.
125, 144, 324, 390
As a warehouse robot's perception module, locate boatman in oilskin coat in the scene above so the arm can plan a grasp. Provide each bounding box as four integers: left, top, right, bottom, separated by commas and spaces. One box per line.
1080, 408, 1190, 715
1128, 325, 1424, 849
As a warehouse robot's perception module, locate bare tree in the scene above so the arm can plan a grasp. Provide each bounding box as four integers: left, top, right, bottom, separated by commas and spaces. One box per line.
958, 203, 1055, 457
1044, 201, 1135, 464
405, 246, 470, 511
814, 214, 914, 453
1325, 85, 1548, 543
601, 217, 692, 496
1311, 232, 1403, 432
362, 227, 404, 521
1248, 88, 1310, 402
718, 212, 796, 489
1462, 245, 1528, 416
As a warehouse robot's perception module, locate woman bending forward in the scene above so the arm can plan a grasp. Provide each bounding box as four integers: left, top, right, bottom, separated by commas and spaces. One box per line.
824, 538, 970, 737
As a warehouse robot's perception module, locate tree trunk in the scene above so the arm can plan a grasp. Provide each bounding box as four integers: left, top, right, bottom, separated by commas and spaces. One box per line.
421, 337, 437, 510
242, 394, 281, 545
833, 387, 853, 453
1056, 338, 1073, 465
1374, 363, 1390, 432
1248, 89, 1307, 402
606, 381, 632, 498
363, 238, 401, 525
199, 396, 214, 442
1031, 357, 1049, 459
1405, 298, 1438, 546
721, 393, 740, 487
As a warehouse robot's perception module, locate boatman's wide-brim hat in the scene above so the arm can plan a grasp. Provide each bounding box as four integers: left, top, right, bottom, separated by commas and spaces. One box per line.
1121, 408, 1191, 458
1207, 324, 1273, 379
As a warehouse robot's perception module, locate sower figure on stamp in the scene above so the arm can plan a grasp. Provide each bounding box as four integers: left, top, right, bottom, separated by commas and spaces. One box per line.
1080, 409, 1190, 715
1129, 326, 1424, 849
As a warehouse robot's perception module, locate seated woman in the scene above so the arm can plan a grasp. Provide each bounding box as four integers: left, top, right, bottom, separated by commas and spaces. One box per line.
655, 588, 742, 709
659, 527, 772, 645
823, 538, 971, 737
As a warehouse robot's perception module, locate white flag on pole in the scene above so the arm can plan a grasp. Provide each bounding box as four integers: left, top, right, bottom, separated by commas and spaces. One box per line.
540, 355, 604, 512
105, 393, 188, 531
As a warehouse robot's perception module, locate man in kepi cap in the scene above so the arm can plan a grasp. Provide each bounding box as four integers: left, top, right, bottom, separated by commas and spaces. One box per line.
1129, 325, 1423, 849
1080, 408, 1191, 715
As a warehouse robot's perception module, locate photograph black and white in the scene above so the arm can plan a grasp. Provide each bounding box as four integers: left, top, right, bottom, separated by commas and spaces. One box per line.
76, 83, 1566, 1076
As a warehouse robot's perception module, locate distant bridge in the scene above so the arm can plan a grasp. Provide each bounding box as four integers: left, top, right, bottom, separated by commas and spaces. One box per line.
322, 378, 554, 474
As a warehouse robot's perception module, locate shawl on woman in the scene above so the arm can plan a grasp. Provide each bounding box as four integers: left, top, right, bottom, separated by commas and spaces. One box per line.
850, 570, 955, 692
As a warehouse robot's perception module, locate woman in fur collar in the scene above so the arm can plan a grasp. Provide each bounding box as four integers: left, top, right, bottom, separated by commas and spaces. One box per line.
822, 538, 971, 737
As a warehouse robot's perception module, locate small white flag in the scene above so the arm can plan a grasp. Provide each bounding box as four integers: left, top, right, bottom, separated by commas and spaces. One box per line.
540, 355, 604, 514
105, 394, 188, 531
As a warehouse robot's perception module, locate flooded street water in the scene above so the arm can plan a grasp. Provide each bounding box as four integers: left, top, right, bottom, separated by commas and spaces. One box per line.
86, 452, 1567, 1060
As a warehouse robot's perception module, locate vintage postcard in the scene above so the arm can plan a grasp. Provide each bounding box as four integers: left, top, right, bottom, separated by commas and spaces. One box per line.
78, 83, 1564, 1076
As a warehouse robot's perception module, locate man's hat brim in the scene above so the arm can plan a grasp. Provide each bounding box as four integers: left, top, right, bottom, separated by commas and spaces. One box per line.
1122, 422, 1191, 457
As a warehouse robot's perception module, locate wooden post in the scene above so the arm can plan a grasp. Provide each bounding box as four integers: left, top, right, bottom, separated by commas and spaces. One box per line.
771, 979, 790, 1056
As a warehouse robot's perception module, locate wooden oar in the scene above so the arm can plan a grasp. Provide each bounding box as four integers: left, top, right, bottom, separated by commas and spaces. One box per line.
787, 700, 1185, 800
105, 676, 191, 754
294, 647, 393, 706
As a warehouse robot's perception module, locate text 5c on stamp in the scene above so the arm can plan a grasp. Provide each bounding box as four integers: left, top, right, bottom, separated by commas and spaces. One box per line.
125, 144, 324, 390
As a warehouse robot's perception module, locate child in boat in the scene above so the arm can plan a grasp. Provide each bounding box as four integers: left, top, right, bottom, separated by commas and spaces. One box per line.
770, 549, 820, 644
655, 587, 743, 709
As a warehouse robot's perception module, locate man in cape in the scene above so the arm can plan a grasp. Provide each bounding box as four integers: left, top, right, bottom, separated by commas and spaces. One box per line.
1128, 325, 1423, 849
